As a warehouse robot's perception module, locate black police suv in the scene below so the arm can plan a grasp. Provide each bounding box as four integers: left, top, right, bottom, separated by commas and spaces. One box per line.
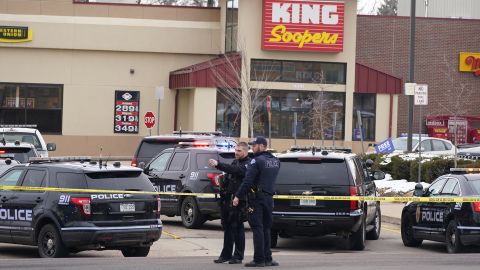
0, 157, 162, 258
143, 145, 235, 229
272, 148, 385, 250
401, 168, 480, 253
131, 131, 236, 167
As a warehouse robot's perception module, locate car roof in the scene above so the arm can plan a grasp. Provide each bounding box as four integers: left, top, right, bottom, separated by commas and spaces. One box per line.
22, 162, 143, 173
0, 142, 36, 149
278, 150, 355, 160
165, 146, 235, 153
0, 127, 38, 134
395, 136, 451, 143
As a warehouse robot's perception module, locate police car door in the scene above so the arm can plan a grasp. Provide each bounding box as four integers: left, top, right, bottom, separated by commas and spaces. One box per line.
416, 177, 447, 240
0, 168, 26, 243
160, 151, 189, 215
9, 168, 47, 245
435, 177, 461, 240
145, 151, 173, 213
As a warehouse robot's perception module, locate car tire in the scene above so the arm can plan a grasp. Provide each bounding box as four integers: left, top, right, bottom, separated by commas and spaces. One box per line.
37, 224, 68, 258
271, 230, 278, 248
181, 196, 206, 229
121, 246, 150, 257
349, 216, 366, 250
366, 207, 381, 240
446, 219, 464, 253
401, 214, 423, 247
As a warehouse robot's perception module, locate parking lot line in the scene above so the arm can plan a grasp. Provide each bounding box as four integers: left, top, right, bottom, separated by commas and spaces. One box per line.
162, 230, 182, 239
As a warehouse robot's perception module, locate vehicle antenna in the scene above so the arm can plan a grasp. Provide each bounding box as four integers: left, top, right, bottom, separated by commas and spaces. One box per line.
99, 146, 103, 169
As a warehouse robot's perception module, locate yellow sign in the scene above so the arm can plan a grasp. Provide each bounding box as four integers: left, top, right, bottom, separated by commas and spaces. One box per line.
459, 52, 480, 76
0, 26, 32, 43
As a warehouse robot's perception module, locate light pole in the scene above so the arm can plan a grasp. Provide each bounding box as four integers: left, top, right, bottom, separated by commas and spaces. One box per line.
407, 0, 416, 152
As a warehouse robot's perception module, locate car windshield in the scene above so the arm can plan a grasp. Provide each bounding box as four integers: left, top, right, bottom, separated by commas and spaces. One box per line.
137, 141, 177, 159
391, 138, 419, 151
0, 133, 41, 149
276, 158, 351, 186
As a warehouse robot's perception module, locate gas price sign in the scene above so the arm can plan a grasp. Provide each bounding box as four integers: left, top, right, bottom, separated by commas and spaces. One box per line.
114, 90, 140, 134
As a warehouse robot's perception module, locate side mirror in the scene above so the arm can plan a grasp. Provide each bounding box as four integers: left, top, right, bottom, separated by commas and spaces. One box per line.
414, 183, 424, 197
46, 143, 56, 151
365, 159, 374, 168
138, 162, 146, 169
372, 171, 386, 180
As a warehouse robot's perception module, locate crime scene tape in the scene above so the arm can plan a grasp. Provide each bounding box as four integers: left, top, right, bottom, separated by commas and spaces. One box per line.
2, 185, 480, 203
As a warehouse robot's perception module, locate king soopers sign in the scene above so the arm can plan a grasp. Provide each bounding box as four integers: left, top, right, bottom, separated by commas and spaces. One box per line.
262, 0, 344, 52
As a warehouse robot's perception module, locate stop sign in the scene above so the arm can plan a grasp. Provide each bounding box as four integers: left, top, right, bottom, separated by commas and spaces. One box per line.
144, 111, 156, 129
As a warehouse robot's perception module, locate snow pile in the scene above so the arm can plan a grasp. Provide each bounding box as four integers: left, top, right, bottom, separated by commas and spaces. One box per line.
379, 153, 455, 165
374, 174, 430, 196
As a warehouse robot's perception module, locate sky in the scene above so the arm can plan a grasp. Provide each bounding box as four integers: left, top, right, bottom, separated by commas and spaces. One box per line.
357, 0, 385, 15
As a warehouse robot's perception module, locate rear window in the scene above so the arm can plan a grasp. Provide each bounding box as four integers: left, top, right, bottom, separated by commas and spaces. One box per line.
86, 171, 154, 191
57, 171, 154, 191
469, 180, 480, 195
137, 141, 178, 159
277, 158, 351, 185
0, 147, 36, 163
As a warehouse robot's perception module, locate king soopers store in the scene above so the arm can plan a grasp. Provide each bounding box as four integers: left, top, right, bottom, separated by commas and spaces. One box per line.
0, 0, 401, 156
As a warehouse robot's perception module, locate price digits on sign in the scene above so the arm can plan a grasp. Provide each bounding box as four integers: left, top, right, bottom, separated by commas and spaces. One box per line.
114, 91, 140, 134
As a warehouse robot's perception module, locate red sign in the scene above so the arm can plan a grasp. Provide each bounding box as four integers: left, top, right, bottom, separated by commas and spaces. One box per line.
144, 111, 156, 129
262, 0, 344, 52
266, 95, 272, 113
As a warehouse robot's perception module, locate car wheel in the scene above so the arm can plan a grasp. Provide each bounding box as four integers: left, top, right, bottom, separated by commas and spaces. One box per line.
121, 246, 150, 257
366, 207, 381, 240
349, 216, 366, 250
37, 224, 68, 258
271, 230, 278, 248
181, 196, 206, 229
446, 220, 464, 253
401, 214, 423, 247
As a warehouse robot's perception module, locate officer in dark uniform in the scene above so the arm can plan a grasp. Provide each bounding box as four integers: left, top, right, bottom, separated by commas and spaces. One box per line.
209, 142, 250, 264
233, 136, 280, 267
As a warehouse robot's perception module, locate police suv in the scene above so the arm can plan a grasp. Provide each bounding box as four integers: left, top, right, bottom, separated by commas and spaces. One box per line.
0, 157, 162, 258
272, 147, 385, 250
142, 142, 235, 229
401, 168, 480, 253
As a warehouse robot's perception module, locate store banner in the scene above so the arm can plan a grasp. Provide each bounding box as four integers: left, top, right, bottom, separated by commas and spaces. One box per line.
459, 52, 480, 76
114, 91, 140, 134
0, 26, 32, 43
262, 0, 344, 52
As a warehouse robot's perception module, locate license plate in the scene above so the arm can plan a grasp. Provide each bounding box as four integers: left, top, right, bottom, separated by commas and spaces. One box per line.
120, 203, 135, 212
299, 199, 316, 206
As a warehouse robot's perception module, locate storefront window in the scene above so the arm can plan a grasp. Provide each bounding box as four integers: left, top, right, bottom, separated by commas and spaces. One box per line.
225, 0, 238, 53
0, 83, 63, 134
352, 93, 376, 141
253, 90, 345, 140
251, 59, 346, 84
216, 89, 241, 137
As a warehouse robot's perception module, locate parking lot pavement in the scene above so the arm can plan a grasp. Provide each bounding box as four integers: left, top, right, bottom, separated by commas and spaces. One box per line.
381, 202, 405, 225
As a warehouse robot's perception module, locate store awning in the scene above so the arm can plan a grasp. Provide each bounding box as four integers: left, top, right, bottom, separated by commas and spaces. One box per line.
169, 53, 241, 89
355, 63, 402, 94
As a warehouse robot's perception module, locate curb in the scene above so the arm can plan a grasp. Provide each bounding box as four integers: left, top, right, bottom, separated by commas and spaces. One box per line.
382, 215, 401, 226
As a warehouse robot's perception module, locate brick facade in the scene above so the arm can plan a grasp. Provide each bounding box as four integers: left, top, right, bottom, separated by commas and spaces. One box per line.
356, 15, 480, 137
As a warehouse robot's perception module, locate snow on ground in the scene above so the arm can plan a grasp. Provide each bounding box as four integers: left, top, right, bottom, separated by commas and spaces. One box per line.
374, 174, 430, 195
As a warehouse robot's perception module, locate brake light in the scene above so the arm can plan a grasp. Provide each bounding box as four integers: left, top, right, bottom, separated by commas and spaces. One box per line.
350, 186, 359, 210
208, 173, 222, 187
131, 158, 137, 167
71, 197, 91, 218
473, 202, 480, 213
0, 150, 5, 154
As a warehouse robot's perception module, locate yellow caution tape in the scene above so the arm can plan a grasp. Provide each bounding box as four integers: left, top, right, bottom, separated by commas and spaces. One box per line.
1, 186, 480, 203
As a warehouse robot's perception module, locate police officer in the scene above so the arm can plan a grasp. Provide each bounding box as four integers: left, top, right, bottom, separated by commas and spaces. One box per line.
208, 142, 250, 264
233, 136, 280, 267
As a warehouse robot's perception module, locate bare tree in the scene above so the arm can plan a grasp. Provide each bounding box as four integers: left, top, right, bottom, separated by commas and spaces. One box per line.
377, 0, 398, 16
208, 44, 277, 139
137, 0, 217, 6
307, 72, 342, 146
429, 55, 476, 167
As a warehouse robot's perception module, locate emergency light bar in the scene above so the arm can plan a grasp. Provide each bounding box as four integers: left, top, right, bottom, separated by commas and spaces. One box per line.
178, 141, 211, 147
0, 124, 37, 128
450, 168, 480, 174
173, 131, 223, 136
30, 156, 92, 163
289, 146, 352, 154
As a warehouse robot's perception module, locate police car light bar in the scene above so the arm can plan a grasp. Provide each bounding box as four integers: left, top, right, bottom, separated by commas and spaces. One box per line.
178, 141, 211, 147
0, 124, 37, 128
29, 156, 92, 163
173, 131, 223, 136
450, 168, 480, 173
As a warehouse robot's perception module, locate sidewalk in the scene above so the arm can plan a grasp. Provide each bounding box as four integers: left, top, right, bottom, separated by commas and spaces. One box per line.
381, 202, 405, 225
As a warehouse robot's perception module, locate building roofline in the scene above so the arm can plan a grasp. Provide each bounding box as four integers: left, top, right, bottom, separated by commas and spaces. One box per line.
72, 0, 220, 10
357, 14, 480, 23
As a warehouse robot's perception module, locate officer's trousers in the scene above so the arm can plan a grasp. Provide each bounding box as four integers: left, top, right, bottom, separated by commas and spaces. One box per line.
220, 198, 245, 260
247, 194, 273, 263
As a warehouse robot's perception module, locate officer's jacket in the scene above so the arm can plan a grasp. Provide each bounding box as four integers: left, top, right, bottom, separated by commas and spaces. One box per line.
235, 151, 280, 198
216, 156, 251, 195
